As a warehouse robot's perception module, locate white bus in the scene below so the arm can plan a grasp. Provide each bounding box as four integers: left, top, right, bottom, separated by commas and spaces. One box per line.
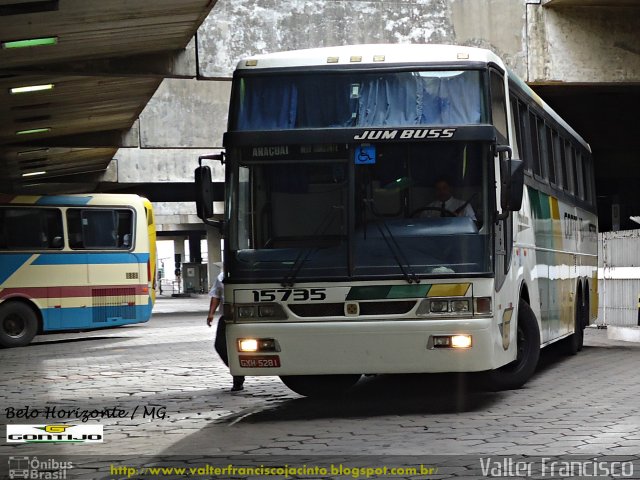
0, 194, 157, 347
196, 44, 598, 397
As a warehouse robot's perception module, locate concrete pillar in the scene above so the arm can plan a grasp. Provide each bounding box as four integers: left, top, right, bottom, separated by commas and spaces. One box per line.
188, 233, 202, 263
206, 226, 222, 288
174, 238, 185, 274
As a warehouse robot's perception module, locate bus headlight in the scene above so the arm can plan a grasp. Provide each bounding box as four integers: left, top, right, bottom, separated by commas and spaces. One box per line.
430, 300, 449, 313
237, 306, 257, 318
238, 338, 258, 352
451, 299, 470, 313
236, 303, 287, 320
430, 334, 472, 349
451, 334, 472, 348
237, 338, 279, 352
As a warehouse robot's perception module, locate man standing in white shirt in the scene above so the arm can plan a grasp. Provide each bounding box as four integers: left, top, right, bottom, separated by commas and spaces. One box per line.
207, 270, 245, 392
423, 178, 476, 220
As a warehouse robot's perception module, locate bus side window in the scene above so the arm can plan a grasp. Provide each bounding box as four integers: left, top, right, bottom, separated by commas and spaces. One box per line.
529, 112, 541, 177
115, 209, 134, 248
67, 209, 84, 249
490, 70, 508, 141
573, 149, 584, 200
509, 95, 522, 161
554, 132, 567, 191
544, 124, 556, 185
0, 207, 62, 250
564, 141, 575, 195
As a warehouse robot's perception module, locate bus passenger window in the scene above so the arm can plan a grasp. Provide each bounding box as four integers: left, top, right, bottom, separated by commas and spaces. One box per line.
0, 207, 62, 250
555, 133, 567, 190
490, 71, 508, 140
573, 150, 584, 200
529, 113, 542, 177
66, 208, 134, 250
564, 141, 575, 194
543, 125, 555, 184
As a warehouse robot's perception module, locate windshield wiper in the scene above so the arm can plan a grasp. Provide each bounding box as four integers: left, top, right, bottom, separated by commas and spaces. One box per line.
374, 218, 420, 284
281, 206, 342, 287
362, 199, 419, 284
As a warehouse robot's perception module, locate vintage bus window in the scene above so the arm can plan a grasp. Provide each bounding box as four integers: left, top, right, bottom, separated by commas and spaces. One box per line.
573, 150, 585, 200
489, 70, 508, 140
234, 70, 487, 130
564, 141, 575, 194
67, 209, 134, 250
529, 113, 542, 177
544, 125, 556, 185
0, 207, 63, 250
554, 132, 567, 190
509, 95, 521, 161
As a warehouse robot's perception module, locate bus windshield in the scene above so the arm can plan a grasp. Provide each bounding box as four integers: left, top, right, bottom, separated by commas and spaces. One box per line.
228, 142, 492, 282
233, 70, 487, 131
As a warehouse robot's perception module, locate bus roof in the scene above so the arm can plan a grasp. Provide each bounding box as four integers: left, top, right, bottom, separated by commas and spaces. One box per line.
236, 44, 506, 71
0, 193, 149, 207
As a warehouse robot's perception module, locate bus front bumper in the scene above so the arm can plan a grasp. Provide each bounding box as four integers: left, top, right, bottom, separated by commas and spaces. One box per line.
227, 317, 497, 376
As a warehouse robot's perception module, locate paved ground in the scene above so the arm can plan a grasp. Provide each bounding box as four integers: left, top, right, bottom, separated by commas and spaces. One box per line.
1, 297, 639, 469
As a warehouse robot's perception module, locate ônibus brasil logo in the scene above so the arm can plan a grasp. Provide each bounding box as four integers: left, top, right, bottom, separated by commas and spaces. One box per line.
6, 424, 103, 443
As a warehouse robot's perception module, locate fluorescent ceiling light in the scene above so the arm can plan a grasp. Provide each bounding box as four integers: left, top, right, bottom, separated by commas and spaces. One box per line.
16, 127, 51, 135
2, 37, 57, 49
18, 148, 49, 156
10, 84, 54, 94
22, 171, 46, 177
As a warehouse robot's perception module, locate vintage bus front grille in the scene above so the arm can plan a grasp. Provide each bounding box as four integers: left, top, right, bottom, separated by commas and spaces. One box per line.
288, 301, 416, 318
92, 287, 137, 323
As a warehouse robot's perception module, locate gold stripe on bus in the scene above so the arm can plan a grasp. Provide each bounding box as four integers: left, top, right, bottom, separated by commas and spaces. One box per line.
11, 195, 40, 204
426, 283, 471, 298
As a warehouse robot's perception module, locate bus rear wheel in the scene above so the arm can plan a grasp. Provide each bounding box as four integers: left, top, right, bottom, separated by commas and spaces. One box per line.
485, 299, 540, 391
564, 293, 586, 355
0, 302, 38, 348
280, 374, 361, 398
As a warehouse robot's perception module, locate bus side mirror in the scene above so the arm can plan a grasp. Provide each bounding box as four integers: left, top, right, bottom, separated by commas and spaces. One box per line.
500, 155, 524, 214
195, 165, 223, 231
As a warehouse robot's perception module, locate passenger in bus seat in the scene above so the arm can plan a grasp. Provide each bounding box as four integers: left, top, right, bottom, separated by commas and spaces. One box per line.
207, 270, 245, 392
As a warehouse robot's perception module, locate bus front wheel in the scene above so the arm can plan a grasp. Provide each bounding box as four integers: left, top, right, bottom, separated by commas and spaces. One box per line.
485, 299, 540, 391
280, 374, 361, 398
0, 302, 39, 348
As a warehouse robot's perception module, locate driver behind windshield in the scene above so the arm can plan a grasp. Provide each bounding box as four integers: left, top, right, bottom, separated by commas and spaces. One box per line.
420, 177, 476, 220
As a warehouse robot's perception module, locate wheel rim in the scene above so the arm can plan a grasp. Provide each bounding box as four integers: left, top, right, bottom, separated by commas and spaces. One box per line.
3, 314, 26, 338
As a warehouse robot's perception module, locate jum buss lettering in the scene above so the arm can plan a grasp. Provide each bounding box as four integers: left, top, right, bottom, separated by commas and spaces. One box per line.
5, 405, 167, 422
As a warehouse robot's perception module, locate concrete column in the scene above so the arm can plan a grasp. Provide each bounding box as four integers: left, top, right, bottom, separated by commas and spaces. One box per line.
174, 238, 185, 273
188, 233, 202, 263
206, 226, 222, 289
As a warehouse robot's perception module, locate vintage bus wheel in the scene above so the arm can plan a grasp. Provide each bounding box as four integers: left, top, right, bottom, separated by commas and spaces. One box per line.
565, 293, 586, 355
280, 374, 361, 398
486, 300, 540, 391
0, 302, 38, 348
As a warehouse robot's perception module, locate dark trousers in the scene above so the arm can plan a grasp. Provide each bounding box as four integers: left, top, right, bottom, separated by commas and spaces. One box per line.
214, 316, 245, 384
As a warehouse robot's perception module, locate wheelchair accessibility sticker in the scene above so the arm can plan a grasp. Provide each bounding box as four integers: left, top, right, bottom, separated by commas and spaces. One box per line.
354, 145, 376, 165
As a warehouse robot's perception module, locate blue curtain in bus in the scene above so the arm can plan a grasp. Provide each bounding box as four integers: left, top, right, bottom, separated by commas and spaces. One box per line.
356, 73, 482, 127
235, 72, 482, 130
237, 77, 298, 130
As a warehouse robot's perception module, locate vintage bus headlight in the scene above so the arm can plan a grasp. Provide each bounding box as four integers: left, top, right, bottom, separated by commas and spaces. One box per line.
451, 299, 470, 313
430, 300, 449, 313
237, 306, 257, 318
237, 338, 279, 352
236, 303, 287, 320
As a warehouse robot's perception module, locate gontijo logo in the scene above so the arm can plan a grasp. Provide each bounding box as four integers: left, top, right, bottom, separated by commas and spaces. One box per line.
7, 424, 103, 443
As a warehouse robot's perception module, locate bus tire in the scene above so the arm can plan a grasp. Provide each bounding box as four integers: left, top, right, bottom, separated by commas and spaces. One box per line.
280, 374, 361, 398
565, 293, 586, 355
0, 302, 38, 348
486, 300, 540, 391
